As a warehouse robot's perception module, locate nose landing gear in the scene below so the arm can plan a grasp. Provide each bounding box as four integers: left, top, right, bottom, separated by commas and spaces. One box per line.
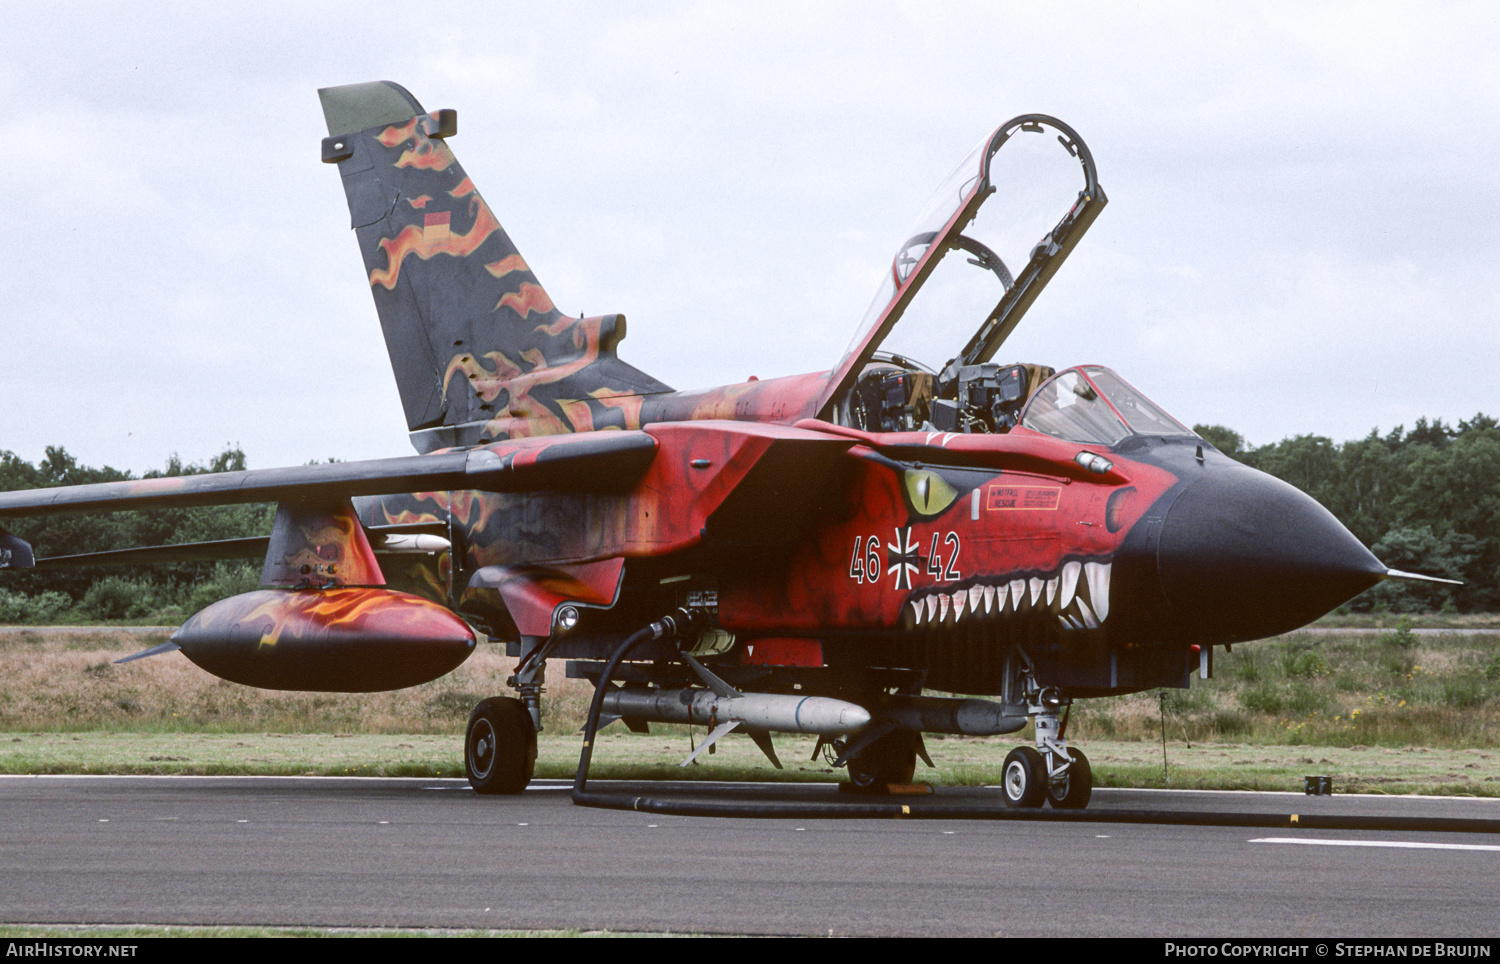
1000, 685, 1093, 809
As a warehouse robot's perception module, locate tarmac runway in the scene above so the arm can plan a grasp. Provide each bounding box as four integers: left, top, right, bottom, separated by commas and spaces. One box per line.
2, 775, 1498, 937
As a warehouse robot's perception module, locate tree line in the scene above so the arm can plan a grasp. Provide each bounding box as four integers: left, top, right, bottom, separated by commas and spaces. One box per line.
0, 446, 268, 620
1194, 414, 1499, 612
1, 413, 1496, 619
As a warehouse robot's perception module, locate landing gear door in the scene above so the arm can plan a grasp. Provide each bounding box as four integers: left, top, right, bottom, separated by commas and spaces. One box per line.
817, 115, 1106, 419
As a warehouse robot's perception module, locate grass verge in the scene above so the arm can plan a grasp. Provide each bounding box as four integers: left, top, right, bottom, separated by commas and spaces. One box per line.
2, 625, 1497, 796
4, 730, 1497, 798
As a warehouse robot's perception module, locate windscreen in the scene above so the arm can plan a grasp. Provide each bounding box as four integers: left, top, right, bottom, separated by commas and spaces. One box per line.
1021, 366, 1197, 445
1082, 367, 1194, 437
1019, 369, 1130, 446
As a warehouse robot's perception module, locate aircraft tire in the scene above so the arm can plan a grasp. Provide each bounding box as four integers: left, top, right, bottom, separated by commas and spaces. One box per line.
465, 697, 537, 795
1001, 746, 1047, 808
1046, 748, 1092, 809
847, 730, 919, 792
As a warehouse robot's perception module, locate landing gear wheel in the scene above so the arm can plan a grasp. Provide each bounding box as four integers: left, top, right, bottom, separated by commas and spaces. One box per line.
1046, 748, 1092, 810
847, 730, 919, 793
465, 697, 537, 795
1002, 746, 1046, 808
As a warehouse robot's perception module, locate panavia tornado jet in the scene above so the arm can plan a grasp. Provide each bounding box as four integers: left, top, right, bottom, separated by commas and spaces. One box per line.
0, 81, 1442, 808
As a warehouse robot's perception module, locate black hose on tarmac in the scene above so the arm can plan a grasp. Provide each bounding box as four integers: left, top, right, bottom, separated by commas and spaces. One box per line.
572, 608, 698, 805
569, 607, 924, 816
568, 614, 1500, 832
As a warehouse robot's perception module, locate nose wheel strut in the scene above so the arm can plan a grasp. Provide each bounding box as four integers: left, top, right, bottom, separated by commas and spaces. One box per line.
1001, 685, 1092, 809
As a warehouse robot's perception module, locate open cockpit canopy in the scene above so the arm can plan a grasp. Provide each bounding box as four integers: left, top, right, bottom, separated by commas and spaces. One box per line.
824, 115, 1106, 436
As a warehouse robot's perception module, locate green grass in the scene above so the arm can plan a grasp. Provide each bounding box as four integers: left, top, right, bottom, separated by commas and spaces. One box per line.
3, 624, 1498, 796
1064, 628, 1500, 750
5, 730, 1496, 797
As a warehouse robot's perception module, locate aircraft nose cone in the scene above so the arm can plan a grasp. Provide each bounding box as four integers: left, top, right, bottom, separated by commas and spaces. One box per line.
1156, 466, 1385, 642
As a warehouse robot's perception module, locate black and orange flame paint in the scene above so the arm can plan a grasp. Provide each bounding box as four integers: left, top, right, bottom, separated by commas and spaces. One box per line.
328, 99, 673, 452
171, 587, 475, 692
262, 499, 383, 588
0, 82, 1396, 783
306, 83, 1392, 708
331, 95, 839, 451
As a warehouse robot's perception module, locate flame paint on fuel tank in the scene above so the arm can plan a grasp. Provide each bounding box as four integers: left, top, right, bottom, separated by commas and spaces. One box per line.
172, 587, 476, 692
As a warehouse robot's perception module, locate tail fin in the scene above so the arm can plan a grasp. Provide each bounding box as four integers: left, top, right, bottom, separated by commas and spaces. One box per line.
319, 81, 671, 452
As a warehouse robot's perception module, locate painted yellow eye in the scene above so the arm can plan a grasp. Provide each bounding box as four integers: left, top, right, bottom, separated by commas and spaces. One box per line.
904, 469, 959, 517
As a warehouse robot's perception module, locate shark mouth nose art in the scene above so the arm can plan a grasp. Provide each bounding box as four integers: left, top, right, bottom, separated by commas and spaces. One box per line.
906, 559, 1111, 632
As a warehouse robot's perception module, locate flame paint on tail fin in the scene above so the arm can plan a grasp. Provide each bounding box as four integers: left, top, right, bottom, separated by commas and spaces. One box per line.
319, 81, 671, 453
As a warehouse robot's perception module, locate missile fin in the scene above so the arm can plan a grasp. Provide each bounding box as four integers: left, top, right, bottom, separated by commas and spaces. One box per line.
745, 727, 783, 769
681, 652, 741, 698
681, 720, 740, 766
915, 732, 934, 769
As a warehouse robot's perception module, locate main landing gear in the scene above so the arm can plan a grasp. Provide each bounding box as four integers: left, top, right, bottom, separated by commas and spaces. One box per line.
1000, 686, 1092, 809
465, 696, 537, 794
846, 729, 920, 792
465, 635, 549, 795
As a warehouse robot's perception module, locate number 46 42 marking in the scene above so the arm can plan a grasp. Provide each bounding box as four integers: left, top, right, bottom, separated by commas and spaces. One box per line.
849, 528, 960, 588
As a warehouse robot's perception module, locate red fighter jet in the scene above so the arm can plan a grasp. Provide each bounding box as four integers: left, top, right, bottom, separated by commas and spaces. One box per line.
0, 82, 1436, 809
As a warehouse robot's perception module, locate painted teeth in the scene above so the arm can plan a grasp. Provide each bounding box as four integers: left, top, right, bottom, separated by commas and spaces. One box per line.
1059, 561, 1081, 611
1084, 561, 1111, 622
905, 561, 1113, 632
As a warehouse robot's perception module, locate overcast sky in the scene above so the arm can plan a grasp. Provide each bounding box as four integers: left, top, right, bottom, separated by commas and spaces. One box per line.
2, 2, 1496, 474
